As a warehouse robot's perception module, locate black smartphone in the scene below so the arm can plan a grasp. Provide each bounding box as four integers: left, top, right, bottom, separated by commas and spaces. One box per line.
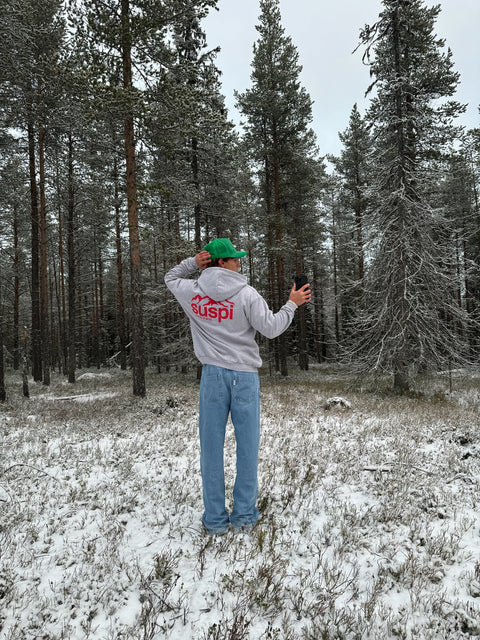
294, 275, 309, 290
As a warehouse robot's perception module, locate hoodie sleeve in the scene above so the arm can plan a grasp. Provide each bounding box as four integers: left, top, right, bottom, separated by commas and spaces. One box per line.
245, 288, 297, 339
164, 257, 198, 302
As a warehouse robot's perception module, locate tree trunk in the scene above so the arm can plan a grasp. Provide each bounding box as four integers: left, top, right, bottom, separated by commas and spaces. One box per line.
393, 360, 410, 393
331, 201, 340, 350
28, 120, 42, 382
98, 249, 105, 366
77, 286, 84, 369
312, 264, 327, 363
22, 329, 30, 398
153, 237, 158, 284
51, 258, 63, 372
297, 305, 308, 371
296, 244, 308, 371
191, 137, 203, 381
49, 276, 59, 372
56, 156, 67, 374
354, 179, 364, 282
67, 132, 76, 384
13, 202, 20, 370
92, 254, 100, 368
38, 121, 50, 385
0, 280, 6, 402
272, 138, 287, 376
276, 255, 288, 376
265, 157, 279, 374
391, 8, 410, 395
191, 136, 202, 250
121, 0, 145, 397
114, 157, 127, 370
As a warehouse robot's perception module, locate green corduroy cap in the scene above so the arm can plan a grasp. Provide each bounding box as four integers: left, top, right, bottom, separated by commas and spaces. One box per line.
204, 238, 247, 260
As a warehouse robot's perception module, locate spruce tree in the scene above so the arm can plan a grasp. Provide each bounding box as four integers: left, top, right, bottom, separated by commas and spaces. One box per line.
332, 104, 371, 284
351, 0, 468, 391
330, 104, 372, 341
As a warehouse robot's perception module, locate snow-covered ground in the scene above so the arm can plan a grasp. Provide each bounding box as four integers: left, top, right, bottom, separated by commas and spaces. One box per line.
1, 366, 479, 639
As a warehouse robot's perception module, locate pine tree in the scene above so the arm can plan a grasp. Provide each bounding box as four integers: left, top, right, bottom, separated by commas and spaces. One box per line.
75, 0, 169, 394
0, 0, 65, 384
75, 0, 220, 390
350, 0, 469, 391
236, 0, 322, 375
0, 152, 30, 373
140, 3, 237, 372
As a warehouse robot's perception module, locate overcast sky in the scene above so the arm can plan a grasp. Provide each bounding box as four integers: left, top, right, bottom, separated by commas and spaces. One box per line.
203, 0, 480, 157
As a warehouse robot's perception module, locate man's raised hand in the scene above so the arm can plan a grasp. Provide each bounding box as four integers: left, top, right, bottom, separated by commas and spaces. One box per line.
195, 251, 211, 270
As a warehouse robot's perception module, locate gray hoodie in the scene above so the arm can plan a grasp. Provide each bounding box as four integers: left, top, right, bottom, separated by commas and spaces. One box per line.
165, 257, 297, 372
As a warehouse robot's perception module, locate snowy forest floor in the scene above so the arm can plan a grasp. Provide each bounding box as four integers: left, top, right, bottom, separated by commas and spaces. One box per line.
1, 365, 480, 640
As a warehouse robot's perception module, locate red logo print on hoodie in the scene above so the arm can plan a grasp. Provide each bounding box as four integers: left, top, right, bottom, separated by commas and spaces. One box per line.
191, 295, 234, 323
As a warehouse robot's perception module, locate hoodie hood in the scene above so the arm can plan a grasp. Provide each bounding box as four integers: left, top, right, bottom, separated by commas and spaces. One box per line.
198, 267, 247, 302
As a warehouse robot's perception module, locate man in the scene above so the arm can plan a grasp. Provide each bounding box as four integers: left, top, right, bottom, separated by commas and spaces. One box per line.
165, 238, 311, 535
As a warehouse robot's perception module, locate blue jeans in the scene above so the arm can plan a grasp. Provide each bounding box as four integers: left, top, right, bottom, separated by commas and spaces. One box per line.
199, 365, 260, 533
